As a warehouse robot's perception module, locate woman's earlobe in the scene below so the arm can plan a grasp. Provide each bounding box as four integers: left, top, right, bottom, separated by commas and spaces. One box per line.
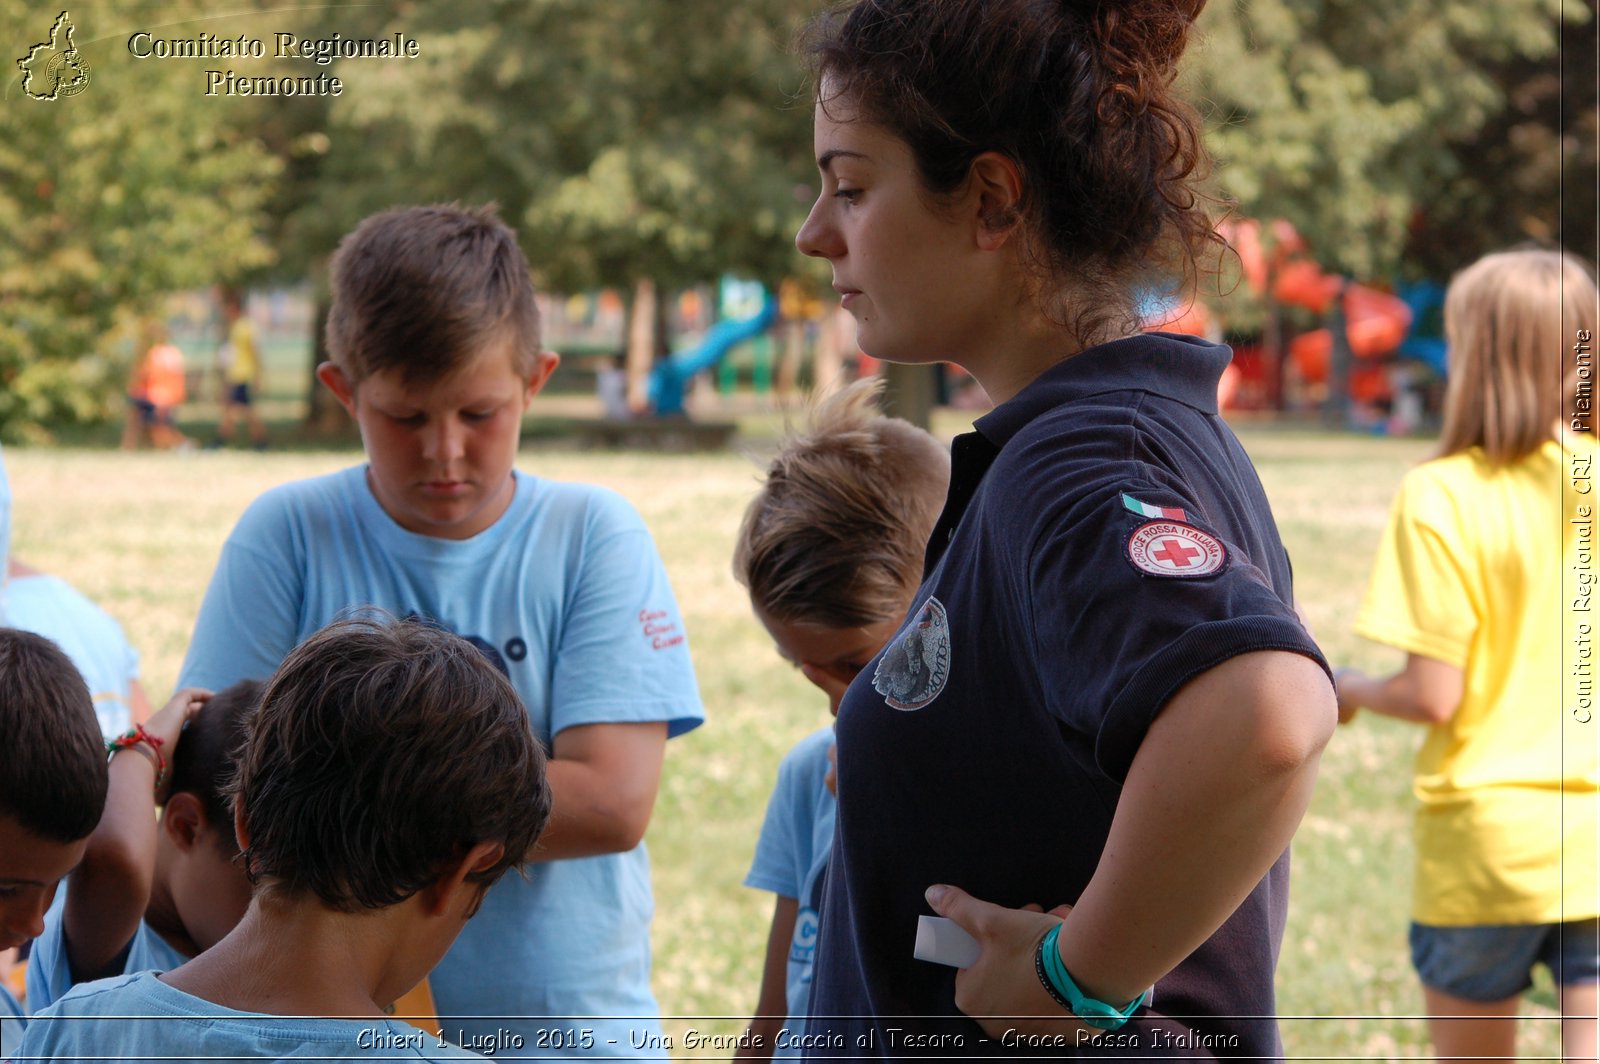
969, 152, 1025, 250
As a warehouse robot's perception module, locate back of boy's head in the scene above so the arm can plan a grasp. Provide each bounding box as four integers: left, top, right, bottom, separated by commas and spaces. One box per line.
1440, 246, 1598, 464
734, 378, 951, 629
0, 629, 107, 843
166, 679, 263, 851
325, 203, 542, 388
232, 614, 550, 912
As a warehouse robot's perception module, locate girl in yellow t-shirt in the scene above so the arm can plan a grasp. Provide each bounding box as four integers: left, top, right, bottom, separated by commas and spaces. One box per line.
1337, 248, 1599, 1062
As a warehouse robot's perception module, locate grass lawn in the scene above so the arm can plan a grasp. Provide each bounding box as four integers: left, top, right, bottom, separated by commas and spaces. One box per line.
2, 420, 1568, 1061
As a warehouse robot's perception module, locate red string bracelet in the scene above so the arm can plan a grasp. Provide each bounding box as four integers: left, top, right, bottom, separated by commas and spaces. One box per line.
106, 724, 168, 793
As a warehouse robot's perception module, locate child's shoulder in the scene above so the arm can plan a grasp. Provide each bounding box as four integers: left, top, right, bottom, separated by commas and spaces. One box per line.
38, 970, 153, 1016
1402, 442, 1563, 510
4, 572, 117, 631
516, 473, 650, 539
231, 465, 367, 533
775, 725, 836, 785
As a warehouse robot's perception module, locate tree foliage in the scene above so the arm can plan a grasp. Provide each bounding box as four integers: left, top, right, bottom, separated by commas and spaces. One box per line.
0, 1, 280, 440
318, 0, 819, 291
4, 1, 1592, 438
1191, 0, 1584, 280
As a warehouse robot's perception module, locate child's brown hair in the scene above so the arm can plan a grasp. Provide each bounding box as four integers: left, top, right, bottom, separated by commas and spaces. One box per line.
0, 629, 107, 842
167, 678, 263, 852
733, 379, 950, 629
231, 614, 550, 912
325, 204, 542, 387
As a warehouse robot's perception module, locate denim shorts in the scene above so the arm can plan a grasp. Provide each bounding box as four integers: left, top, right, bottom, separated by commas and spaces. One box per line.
1411, 918, 1600, 1001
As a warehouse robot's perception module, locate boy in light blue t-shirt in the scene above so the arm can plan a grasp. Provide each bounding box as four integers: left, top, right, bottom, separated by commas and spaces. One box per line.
16, 615, 552, 1063
731, 380, 949, 1059
26, 679, 261, 1013
0, 629, 108, 1047
177, 204, 703, 1053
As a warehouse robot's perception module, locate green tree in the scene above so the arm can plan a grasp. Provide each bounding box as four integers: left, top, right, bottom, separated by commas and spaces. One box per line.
322, 0, 819, 292
0, 1, 281, 441
1191, 0, 1583, 280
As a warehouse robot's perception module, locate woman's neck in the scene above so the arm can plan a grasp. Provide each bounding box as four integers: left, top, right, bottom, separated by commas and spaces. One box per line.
961, 300, 1129, 406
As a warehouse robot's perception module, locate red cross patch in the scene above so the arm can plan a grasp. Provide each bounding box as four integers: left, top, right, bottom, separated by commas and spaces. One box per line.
1126, 520, 1227, 578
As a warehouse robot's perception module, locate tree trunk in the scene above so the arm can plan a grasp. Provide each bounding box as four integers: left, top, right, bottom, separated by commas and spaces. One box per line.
625, 277, 657, 416
880, 362, 938, 430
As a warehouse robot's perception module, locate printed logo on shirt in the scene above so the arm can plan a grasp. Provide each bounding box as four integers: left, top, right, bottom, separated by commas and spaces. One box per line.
790, 906, 820, 967
638, 608, 684, 651
1125, 520, 1228, 578
871, 597, 952, 711
402, 612, 513, 676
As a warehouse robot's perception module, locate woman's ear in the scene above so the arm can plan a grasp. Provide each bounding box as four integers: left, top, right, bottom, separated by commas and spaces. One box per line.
233, 805, 251, 851
969, 152, 1025, 251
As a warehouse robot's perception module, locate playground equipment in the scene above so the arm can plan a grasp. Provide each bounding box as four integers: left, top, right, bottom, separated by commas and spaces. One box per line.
1282, 280, 1413, 404
649, 293, 779, 417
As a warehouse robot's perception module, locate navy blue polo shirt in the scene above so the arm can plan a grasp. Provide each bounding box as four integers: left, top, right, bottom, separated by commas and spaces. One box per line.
805, 333, 1330, 1060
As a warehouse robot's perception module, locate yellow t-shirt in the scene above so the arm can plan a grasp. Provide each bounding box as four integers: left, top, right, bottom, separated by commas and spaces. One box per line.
1356, 438, 1599, 925
226, 317, 258, 386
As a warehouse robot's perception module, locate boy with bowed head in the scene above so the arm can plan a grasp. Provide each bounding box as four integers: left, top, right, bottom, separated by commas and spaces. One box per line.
15, 615, 552, 1062
177, 204, 703, 1053
0, 630, 108, 1044
793, 0, 1335, 1057
732, 378, 950, 1059
25, 680, 261, 1012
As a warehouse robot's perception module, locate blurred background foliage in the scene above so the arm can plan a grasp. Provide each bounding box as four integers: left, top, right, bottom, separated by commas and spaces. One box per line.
1, 0, 1593, 439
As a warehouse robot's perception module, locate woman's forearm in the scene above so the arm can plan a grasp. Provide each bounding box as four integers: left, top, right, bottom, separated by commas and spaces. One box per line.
1056, 651, 1336, 1005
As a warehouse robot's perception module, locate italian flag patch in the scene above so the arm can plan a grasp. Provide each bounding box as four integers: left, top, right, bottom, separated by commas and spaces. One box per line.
1122, 493, 1187, 522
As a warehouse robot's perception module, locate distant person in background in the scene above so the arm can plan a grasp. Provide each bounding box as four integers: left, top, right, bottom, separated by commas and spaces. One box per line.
1336, 248, 1599, 1063
213, 288, 268, 450
123, 319, 191, 451
0, 444, 149, 738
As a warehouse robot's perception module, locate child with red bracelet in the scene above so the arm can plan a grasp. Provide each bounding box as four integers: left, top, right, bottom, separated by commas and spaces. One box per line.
24, 679, 262, 1012
15, 614, 550, 1063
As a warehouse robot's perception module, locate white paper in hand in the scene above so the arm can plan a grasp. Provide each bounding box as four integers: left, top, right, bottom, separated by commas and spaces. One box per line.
913, 915, 981, 968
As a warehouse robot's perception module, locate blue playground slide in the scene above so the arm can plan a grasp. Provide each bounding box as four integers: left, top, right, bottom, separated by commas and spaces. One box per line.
1396, 280, 1448, 377
649, 294, 779, 416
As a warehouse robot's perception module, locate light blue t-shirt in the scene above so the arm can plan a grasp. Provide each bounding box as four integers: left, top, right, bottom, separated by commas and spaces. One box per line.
16, 971, 484, 1061
26, 889, 188, 1012
178, 466, 703, 1054
1, 981, 22, 1055
744, 726, 837, 1055
4, 574, 140, 739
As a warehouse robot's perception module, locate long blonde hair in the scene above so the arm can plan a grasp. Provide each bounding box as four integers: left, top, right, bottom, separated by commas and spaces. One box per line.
1438, 248, 1597, 463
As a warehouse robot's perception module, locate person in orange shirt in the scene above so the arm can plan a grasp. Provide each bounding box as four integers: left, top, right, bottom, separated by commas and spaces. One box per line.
124, 319, 191, 450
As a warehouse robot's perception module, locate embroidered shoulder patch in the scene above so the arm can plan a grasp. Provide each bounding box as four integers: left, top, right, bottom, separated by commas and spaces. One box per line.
1126, 520, 1228, 578
871, 597, 952, 711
